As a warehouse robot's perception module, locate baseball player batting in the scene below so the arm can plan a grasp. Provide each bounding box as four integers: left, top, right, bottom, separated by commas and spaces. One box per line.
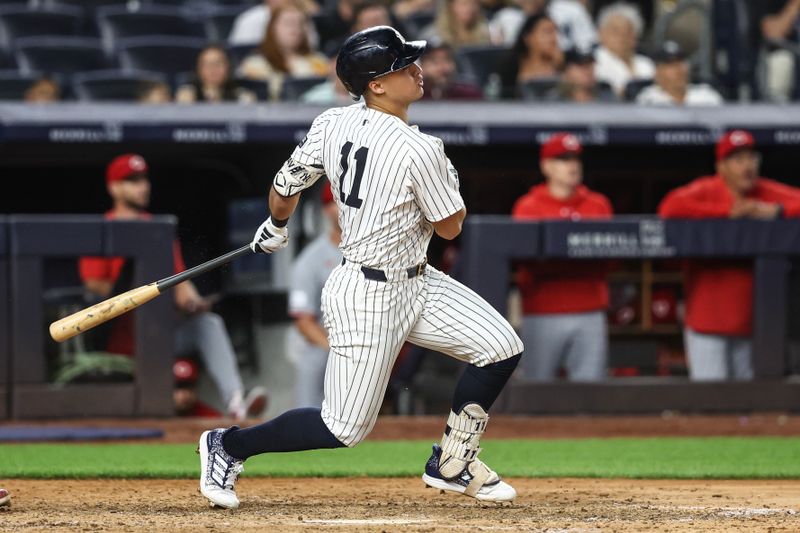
197, 26, 524, 509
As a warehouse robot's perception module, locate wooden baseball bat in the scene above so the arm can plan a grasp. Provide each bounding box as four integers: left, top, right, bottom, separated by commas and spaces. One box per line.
49, 244, 253, 343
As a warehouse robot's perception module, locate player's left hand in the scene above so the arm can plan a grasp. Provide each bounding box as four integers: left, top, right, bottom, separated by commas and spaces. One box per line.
251, 217, 289, 254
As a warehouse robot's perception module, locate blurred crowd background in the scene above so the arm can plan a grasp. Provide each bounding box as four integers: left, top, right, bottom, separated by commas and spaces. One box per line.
0, 0, 798, 105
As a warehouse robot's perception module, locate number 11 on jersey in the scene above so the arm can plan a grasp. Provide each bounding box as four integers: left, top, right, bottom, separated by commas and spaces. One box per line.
338, 142, 367, 209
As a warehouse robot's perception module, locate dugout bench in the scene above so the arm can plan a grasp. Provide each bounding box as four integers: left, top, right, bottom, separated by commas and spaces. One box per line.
464, 216, 800, 414
1, 215, 176, 419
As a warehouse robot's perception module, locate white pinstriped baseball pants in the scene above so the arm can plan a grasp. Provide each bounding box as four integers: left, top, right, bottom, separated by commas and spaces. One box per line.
320, 261, 523, 446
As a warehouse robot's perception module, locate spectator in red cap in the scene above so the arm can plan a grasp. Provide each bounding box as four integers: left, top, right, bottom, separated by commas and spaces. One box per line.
659, 130, 800, 380
287, 182, 341, 407
512, 133, 613, 381
79, 154, 268, 420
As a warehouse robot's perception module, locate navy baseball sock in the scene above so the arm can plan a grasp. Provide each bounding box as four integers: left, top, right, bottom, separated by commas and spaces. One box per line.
222, 407, 345, 460
450, 353, 521, 414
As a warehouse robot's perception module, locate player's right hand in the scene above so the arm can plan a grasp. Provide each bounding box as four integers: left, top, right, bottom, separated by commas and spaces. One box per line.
251, 217, 289, 254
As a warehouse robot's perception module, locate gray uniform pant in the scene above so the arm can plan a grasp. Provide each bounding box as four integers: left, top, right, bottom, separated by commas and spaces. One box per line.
520, 311, 608, 381
287, 329, 328, 408
684, 328, 753, 381
174, 312, 244, 406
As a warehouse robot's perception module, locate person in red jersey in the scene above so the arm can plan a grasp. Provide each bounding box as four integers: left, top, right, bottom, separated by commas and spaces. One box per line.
659, 129, 800, 380
79, 154, 267, 419
512, 132, 613, 381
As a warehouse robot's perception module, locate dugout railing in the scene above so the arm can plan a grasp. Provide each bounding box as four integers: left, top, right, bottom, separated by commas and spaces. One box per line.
1, 215, 176, 419
464, 216, 800, 414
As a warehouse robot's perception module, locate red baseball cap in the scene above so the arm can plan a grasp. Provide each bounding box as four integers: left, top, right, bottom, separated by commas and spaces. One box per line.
716, 130, 755, 161
106, 153, 148, 184
540, 133, 583, 162
321, 181, 334, 204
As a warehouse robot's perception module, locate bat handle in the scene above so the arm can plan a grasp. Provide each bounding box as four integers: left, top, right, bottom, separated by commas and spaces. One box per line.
49, 283, 161, 343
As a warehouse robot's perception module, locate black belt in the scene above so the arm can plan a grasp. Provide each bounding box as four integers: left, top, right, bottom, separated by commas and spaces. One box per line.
341, 258, 426, 282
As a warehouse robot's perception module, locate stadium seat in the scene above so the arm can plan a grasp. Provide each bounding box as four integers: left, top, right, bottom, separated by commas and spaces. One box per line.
519, 77, 560, 101
203, 5, 250, 42
71, 69, 167, 101
0, 4, 83, 50
227, 43, 256, 67
97, 5, 206, 54
118, 36, 205, 77
0, 70, 37, 99
623, 78, 654, 101
280, 75, 326, 101
455, 45, 511, 91
15, 36, 110, 76
712, 0, 758, 100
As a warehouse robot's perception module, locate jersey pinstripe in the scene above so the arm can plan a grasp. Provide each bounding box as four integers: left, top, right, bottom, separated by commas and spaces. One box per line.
274, 103, 523, 447
275, 103, 465, 269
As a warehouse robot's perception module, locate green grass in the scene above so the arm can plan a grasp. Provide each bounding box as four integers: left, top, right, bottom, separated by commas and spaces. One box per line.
1, 437, 799, 479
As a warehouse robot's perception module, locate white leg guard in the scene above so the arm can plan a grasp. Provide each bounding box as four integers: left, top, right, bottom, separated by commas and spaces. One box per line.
421, 403, 516, 502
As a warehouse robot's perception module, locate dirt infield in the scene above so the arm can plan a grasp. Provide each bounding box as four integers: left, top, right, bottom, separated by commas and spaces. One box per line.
2, 478, 798, 532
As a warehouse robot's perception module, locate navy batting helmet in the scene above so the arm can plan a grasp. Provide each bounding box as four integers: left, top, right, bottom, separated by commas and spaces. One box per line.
336, 26, 426, 99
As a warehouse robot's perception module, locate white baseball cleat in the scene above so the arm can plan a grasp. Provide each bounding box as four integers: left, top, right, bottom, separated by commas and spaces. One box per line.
197, 428, 244, 509
422, 444, 517, 502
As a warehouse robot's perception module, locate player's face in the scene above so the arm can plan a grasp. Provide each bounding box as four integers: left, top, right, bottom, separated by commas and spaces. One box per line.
374, 62, 425, 104
111, 175, 151, 211
718, 149, 760, 194
543, 156, 582, 190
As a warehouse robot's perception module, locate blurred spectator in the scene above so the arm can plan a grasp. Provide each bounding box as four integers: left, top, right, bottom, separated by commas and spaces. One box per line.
422, 0, 491, 49
176, 45, 257, 104
658, 130, 800, 381
79, 154, 268, 419
420, 39, 483, 99
320, 2, 410, 57
301, 54, 359, 104
490, 0, 597, 51
352, 1, 393, 31
24, 77, 60, 103
758, 0, 800, 101
548, 47, 616, 102
137, 82, 172, 104
238, 2, 329, 101
393, 0, 436, 20
228, 0, 319, 46
593, 2, 654, 97
512, 133, 612, 382
287, 183, 341, 408
314, 0, 358, 56
636, 41, 723, 106
498, 13, 563, 98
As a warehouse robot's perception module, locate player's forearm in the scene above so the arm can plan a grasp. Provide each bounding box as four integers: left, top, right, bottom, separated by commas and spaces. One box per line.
762, 1, 800, 40
295, 315, 330, 349
269, 186, 301, 223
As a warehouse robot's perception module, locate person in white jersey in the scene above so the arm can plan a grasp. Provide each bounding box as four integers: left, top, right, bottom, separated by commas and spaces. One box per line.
197, 25, 524, 509
287, 182, 342, 408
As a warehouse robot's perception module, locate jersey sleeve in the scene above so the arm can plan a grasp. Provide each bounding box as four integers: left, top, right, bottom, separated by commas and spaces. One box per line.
273, 110, 333, 197
408, 138, 466, 222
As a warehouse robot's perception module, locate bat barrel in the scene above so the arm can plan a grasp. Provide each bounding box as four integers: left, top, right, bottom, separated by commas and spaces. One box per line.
49, 283, 161, 343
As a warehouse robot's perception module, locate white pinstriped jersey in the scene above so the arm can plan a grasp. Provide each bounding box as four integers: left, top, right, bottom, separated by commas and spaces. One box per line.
273, 103, 465, 269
